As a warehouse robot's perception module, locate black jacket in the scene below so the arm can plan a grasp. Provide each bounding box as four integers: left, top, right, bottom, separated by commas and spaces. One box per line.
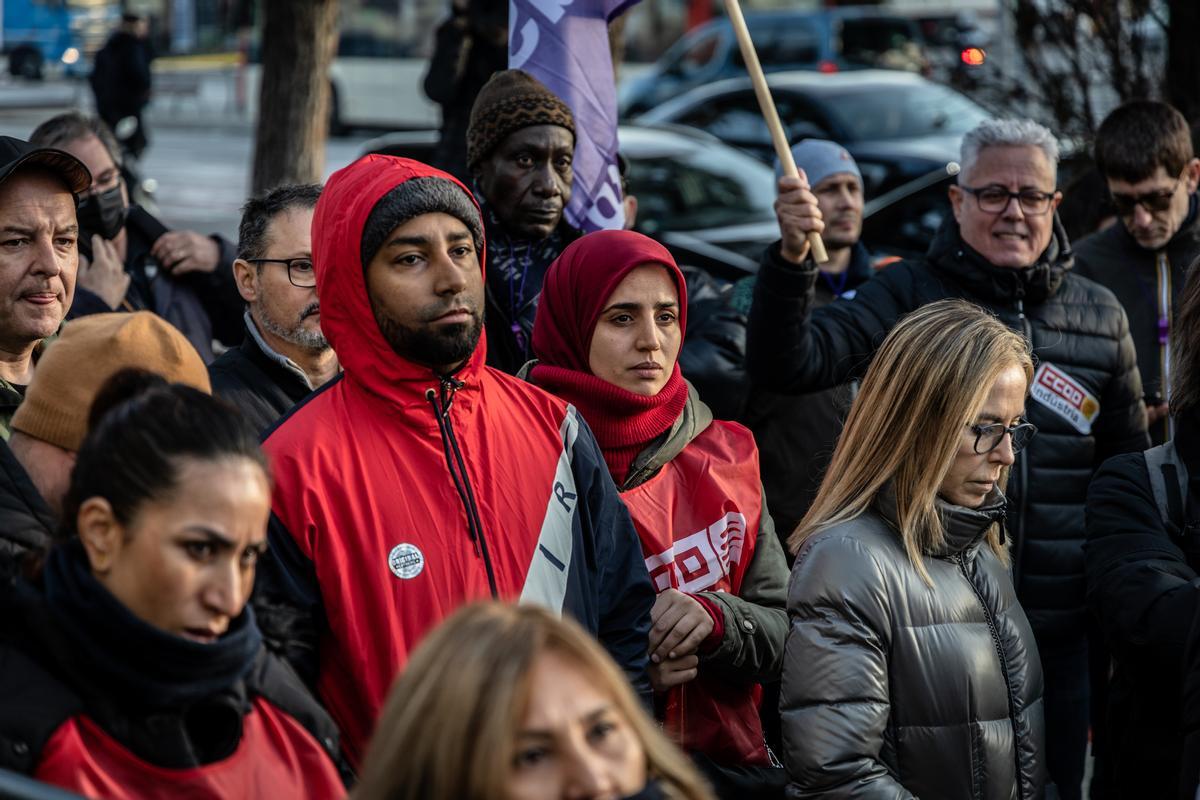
71, 206, 243, 363
1074, 196, 1200, 443
209, 315, 317, 435
0, 440, 54, 582
782, 491, 1045, 799
748, 217, 1149, 643
1085, 412, 1200, 799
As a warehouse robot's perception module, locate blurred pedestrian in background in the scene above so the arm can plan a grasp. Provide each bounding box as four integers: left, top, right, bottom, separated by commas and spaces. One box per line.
90, 13, 154, 162
0, 369, 345, 797
526, 229, 788, 796
423, 0, 507, 184
782, 299, 1045, 799
354, 603, 714, 800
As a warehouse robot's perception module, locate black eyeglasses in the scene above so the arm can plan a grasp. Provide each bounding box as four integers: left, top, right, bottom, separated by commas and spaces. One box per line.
1109, 173, 1184, 217
969, 421, 1038, 455
246, 257, 315, 288
961, 185, 1057, 216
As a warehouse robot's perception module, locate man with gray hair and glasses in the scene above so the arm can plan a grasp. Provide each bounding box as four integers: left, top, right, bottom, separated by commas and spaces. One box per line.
747, 118, 1148, 800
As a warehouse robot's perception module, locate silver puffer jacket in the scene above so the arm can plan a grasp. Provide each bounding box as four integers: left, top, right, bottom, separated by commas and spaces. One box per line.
781, 490, 1046, 799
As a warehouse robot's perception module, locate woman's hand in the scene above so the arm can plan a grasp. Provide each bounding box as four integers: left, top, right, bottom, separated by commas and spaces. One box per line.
648, 588, 715, 663
649, 654, 699, 691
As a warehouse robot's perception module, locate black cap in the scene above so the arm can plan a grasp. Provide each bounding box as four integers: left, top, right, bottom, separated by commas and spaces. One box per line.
0, 136, 91, 195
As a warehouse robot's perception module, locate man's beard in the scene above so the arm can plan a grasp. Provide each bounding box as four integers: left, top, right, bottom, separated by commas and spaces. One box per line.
373, 304, 483, 373
256, 299, 329, 353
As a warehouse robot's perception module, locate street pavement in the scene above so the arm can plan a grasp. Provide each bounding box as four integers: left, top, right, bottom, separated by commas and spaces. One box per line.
0, 87, 378, 242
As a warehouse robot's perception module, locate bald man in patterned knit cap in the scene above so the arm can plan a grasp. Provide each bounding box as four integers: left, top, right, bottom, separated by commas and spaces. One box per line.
466, 69, 582, 373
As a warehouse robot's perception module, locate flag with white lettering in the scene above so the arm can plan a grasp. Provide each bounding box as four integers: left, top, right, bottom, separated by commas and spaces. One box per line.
509, 0, 642, 231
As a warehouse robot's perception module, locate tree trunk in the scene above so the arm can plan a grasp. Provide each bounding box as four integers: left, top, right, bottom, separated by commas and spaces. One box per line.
251, 0, 339, 196
1167, 0, 1200, 125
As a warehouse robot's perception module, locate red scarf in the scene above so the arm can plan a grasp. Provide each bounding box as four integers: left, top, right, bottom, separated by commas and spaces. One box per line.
529, 230, 689, 485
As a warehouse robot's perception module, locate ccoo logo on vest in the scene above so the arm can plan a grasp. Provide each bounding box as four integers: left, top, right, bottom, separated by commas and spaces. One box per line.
388, 543, 425, 579
1030, 363, 1100, 434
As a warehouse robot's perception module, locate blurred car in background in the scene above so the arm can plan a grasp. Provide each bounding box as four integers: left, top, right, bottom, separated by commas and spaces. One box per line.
635, 69, 990, 197
619, 8, 929, 117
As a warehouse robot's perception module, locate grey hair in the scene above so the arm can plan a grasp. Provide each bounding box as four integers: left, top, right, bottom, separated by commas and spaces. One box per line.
29, 111, 122, 168
959, 119, 1059, 184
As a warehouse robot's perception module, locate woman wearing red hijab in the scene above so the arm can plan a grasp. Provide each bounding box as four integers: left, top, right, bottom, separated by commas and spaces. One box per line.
526, 229, 788, 792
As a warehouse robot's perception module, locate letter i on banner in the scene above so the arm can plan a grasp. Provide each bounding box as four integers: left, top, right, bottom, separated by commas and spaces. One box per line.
508, 0, 645, 232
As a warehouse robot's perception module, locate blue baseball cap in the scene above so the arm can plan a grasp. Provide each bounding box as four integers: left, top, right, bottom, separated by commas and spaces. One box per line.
776, 139, 862, 189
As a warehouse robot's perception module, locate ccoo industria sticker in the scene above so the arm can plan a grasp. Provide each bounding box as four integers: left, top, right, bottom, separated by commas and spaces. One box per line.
1030, 363, 1100, 434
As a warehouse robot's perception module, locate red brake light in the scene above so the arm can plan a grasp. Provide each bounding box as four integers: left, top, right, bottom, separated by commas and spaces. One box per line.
961, 47, 986, 67
817, 60, 839, 74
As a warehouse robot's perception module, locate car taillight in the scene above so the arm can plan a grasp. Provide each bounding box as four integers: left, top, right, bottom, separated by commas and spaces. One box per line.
818, 60, 839, 74
960, 47, 986, 67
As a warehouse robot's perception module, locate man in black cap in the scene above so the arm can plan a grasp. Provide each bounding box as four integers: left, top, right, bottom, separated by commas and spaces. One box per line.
466, 69, 582, 373
0, 137, 91, 437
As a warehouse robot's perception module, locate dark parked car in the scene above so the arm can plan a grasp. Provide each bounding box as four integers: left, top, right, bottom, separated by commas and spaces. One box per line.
635, 69, 990, 197
619, 8, 928, 117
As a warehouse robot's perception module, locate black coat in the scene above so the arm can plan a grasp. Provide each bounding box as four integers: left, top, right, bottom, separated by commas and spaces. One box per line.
748, 217, 1149, 644
0, 440, 55, 582
1074, 197, 1200, 443
783, 491, 1045, 799
1085, 413, 1200, 799
209, 319, 316, 435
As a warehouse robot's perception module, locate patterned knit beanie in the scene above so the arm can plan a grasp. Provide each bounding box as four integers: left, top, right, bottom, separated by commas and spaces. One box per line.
466, 69, 575, 174
360, 176, 484, 268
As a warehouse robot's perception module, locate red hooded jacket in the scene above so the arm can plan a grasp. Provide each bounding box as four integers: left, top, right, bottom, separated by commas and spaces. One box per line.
255, 157, 654, 766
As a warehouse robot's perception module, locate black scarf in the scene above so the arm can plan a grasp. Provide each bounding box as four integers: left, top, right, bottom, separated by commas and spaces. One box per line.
41, 540, 262, 710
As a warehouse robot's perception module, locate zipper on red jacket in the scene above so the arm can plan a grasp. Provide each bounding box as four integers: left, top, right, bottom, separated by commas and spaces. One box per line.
425, 377, 499, 598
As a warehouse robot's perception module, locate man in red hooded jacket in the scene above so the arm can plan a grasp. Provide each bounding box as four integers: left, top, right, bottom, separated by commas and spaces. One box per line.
252, 155, 655, 767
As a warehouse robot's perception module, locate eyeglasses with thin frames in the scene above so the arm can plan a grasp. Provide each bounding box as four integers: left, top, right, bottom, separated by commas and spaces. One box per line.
969, 421, 1038, 455
961, 185, 1057, 216
245, 257, 316, 288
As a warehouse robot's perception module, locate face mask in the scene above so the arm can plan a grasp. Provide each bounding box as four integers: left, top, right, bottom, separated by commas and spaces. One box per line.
77, 184, 128, 241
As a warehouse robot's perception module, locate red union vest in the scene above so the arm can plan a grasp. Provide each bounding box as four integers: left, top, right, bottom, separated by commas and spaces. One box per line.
620, 419, 769, 766
34, 698, 344, 800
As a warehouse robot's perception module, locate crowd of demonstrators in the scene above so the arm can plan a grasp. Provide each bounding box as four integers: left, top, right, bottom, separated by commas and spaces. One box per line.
524, 230, 788, 795
0, 312, 210, 579
29, 112, 243, 362
747, 117, 1148, 800
355, 603, 715, 800
209, 184, 339, 433
1075, 101, 1200, 445
783, 299, 1045, 798
251, 154, 654, 769
0, 369, 345, 797
1086, 264, 1200, 799
466, 69, 584, 373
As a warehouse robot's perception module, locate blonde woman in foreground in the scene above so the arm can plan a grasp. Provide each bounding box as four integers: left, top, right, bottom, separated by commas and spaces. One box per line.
782, 299, 1047, 799
353, 603, 714, 800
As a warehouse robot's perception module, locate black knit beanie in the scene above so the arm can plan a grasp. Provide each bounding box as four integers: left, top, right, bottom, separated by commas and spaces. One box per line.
360, 176, 484, 268
466, 69, 575, 174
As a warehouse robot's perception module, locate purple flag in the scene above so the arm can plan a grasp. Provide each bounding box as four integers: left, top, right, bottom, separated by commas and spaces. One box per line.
509, 0, 642, 231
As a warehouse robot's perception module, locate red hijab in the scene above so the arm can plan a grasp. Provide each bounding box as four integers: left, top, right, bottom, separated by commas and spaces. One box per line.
530, 230, 689, 485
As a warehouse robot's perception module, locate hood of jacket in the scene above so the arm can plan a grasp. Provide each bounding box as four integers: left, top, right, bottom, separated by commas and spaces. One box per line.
312, 155, 487, 405
926, 212, 1074, 306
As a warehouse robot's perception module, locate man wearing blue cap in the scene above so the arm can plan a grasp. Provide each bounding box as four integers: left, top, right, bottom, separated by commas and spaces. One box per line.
745, 140, 875, 545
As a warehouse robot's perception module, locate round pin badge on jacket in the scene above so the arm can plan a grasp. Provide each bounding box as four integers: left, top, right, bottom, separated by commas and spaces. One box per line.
387, 543, 425, 579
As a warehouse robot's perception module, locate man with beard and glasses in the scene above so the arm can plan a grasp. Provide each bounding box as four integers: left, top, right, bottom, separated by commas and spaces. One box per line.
29, 112, 242, 361
209, 184, 338, 433
253, 155, 654, 769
